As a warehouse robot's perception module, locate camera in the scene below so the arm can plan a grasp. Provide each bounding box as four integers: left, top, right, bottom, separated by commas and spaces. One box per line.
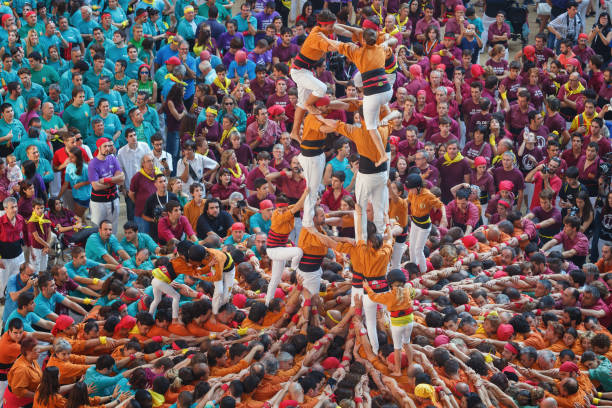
542, 165, 549, 174
568, 206, 579, 217
153, 206, 164, 220
599, 152, 612, 184
237, 200, 247, 208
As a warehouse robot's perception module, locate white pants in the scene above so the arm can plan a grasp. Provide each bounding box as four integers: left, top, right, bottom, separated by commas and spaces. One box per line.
354, 171, 389, 240
363, 90, 393, 130
0, 252, 25, 299
391, 322, 414, 349
297, 267, 322, 298
212, 267, 236, 314
298, 153, 326, 228
30, 247, 48, 274
362, 289, 382, 354
391, 242, 407, 270
0, 380, 6, 405
90, 198, 120, 232
525, 182, 536, 209
265, 246, 303, 305
51, 171, 62, 197
289, 216, 302, 247
290, 68, 328, 109
409, 222, 431, 274
578, 0, 589, 31
150, 278, 180, 319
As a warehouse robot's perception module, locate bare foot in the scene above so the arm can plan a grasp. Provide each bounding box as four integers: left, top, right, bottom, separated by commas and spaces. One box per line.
375, 156, 389, 167
390, 370, 402, 377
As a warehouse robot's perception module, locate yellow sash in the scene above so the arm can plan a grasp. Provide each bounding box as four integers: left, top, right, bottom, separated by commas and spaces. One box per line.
164, 73, 187, 86
442, 152, 465, 166
220, 126, 237, 146
149, 390, 165, 408
138, 167, 162, 181
213, 76, 231, 94
228, 163, 242, 179
28, 212, 51, 231
564, 81, 585, 97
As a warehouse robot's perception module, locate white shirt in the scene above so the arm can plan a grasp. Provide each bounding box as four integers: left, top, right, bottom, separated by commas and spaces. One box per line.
175, 153, 218, 195
152, 149, 173, 174
117, 141, 152, 187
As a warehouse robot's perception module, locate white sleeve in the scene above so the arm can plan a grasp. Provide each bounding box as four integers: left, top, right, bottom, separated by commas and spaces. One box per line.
202, 155, 218, 170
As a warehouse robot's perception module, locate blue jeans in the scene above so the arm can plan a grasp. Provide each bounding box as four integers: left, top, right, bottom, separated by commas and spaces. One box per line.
166, 130, 180, 176
134, 216, 150, 235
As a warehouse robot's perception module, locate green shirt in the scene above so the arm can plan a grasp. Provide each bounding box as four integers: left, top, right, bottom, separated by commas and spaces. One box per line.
84, 68, 113, 93
6, 95, 26, 118
0, 118, 26, 145
30, 65, 60, 92
40, 114, 65, 132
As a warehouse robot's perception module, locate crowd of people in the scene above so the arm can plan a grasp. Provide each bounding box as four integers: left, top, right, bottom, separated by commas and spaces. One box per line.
0, 0, 611, 407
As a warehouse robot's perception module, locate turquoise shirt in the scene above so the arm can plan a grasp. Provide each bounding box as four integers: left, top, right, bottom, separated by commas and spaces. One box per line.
21, 83, 47, 105
0, 118, 27, 145
59, 27, 83, 45
6, 95, 26, 118
107, 44, 128, 63
39, 35, 62, 59
36, 158, 54, 184
177, 16, 205, 40
588, 356, 612, 391
119, 232, 159, 258
65, 259, 101, 279
249, 212, 271, 234
62, 103, 92, 138
13, 138, 53, 163
328, 157, 352, 188
94, 90, 124, 111
84, 366, 129, 397
125, 58, 145, 80
33, 292, 65, 318
85, 232, 125, 263
84, 68, 113, 93
65, 162, 92, 201
4, 310, 41, 332
233, 13, 257, 50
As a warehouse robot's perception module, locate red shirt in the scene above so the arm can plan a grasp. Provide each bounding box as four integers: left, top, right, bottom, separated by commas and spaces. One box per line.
0, 213, 25, 258
320, 187, 350, 211
275, 173, 306, 201
157, 215, 195, 244
26, 219, 51, 249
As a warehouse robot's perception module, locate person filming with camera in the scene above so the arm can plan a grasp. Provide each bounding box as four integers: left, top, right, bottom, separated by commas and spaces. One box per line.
525, 156, 562, 210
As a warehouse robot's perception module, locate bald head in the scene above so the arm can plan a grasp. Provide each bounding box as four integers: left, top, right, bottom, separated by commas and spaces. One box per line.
540, 398, 558, 408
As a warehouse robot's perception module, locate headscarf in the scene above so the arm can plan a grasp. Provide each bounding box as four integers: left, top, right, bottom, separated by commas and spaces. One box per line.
415, 384, 437, 402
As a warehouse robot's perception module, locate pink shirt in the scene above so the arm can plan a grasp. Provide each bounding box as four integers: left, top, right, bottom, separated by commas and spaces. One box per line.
553, 230, 589, 256
158, 215, 195, 243
446, 200, 479, 229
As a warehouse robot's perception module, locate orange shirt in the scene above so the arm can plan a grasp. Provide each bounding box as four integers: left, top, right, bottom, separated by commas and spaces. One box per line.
198, 248, 230, 282
337, 240, 393, 278
364, 285, 415, 312
184, 199, 206, 232
252, 374, 283, 401
296, 26, 333, 64
596, 258, 612, 274
297, 226, 327, 258
337, 42, 389, 75
210, 359, 249, 377
46, 355, 89, 385
7, 355, 42, 398
389, 196, 409, 227
334, 121, 389, 164
407, 188, 444, 218
269, 208, 296, 236
33, 393, 66, 408
0, 332, 22, 367
147, 325, 171, 338
300, 114, 326, 153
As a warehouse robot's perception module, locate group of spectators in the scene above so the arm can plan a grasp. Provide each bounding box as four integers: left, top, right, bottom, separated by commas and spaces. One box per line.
0, 0, 610, 407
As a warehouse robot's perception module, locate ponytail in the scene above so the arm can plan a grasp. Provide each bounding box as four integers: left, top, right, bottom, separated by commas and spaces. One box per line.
395, 284, 406, 304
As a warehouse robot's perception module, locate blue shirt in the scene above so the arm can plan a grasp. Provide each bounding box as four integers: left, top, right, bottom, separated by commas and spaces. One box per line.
107, 45, 128, 64
59, 27, 83, 45
227, 60, 256, 82
65, 259, 102, 279
33, 292, 65, 318
328, 157, 352, 189
154, 44, 179, 67
85, 233, 125, 263
2, 274, 31, 322
4, 310, 41, 332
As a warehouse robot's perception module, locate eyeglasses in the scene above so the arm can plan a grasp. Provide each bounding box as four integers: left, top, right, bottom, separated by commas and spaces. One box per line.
140, 70, 149, 74
75, 137, 82, 141
225, 102, 234, 106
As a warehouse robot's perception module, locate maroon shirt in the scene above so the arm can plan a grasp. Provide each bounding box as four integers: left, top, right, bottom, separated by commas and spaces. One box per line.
266, 93, 290, 109
130, 172, 158, 217
463, 141, 493, 163
275, 173, 306, 201
436, 157, 471, 203
534, 46, 555, 68
250, 77, 276, 102
321, 187, 350, 211
485, 58, 508, 76
272, 43, 299, 64
561, 148, 584, 168
492, 167, 526, 195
